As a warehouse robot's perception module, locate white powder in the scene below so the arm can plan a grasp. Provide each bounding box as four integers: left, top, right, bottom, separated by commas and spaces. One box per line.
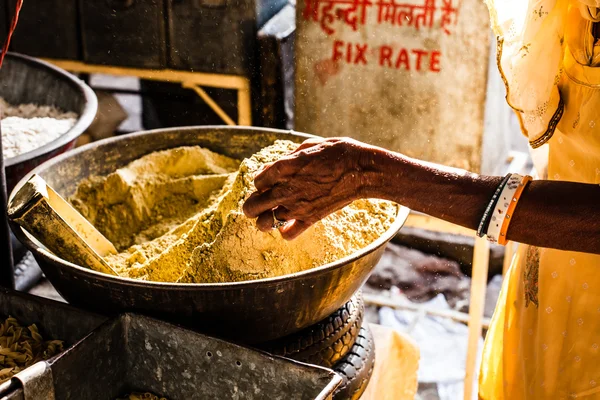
1, 117, 77, 159
0, 98, 78, 159
0, 97, 78, 119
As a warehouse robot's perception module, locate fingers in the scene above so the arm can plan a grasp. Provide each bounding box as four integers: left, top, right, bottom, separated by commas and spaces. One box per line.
254, 159, 297, 192
244, 185, 300, 218
291, 138, 323, 154
255, 211, 275, 232
243, 190, 277, 218
253, 163, 280, 193
273, 206, 292, 221
255, 206, 293, 232
280, 220, 312, 240
253, 139, 328, 192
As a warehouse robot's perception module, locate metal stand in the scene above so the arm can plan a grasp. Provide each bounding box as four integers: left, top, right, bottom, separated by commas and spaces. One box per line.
41, 59, 253, 126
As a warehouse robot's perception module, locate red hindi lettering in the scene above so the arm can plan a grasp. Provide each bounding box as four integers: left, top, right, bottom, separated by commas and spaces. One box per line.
413, 0, 435, 30
376, 0, 436, 30
303, 0, 321, 23
376, 0, 414, 27
440, 0, 459, 35
338, 0, 372, 31
305, 0, 458, 36
303, 0, 336, 35
321, 1, 337, 35
303, 0, 371, 35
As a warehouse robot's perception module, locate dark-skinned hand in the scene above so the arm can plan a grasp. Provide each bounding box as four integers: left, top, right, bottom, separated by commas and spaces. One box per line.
243, 137, 375, 240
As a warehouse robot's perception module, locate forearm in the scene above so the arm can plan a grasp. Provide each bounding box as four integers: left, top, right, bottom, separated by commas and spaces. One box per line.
360, 149, 600, 254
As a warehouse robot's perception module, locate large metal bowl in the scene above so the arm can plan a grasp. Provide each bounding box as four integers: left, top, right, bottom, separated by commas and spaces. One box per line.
9, 127, 409, 343
0, 52, 97, 193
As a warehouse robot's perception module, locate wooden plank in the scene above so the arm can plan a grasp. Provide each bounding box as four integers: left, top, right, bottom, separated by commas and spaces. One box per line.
238, 84, 253, 126
43, 59, 253, 127
41, 59, 250, 90
464, 236, 490, 400
183, 84, 237, 126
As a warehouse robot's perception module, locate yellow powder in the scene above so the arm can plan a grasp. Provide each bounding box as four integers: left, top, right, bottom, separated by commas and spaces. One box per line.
71, 146, 240, 250
71, 140, 398, 283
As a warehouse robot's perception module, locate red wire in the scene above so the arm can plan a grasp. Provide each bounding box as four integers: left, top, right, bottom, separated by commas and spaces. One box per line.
0, 0, 24, 69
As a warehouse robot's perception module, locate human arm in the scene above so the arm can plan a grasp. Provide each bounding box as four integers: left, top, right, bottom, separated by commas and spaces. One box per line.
242, 138, 600, 254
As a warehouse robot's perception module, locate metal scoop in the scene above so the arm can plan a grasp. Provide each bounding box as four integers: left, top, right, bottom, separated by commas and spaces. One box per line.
7, 174, 119, 276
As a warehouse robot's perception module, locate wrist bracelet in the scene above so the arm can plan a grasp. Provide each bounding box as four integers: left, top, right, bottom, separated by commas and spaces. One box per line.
476, 173, 511, 238
497, 175, 532, 245
486, 174, 524, 243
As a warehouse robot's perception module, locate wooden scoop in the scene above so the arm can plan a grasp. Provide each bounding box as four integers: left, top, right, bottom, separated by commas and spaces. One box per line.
7, 174, 120, 276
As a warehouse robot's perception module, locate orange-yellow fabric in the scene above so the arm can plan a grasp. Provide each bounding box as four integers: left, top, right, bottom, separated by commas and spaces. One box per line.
480, 2, 600, 399
361, 324, 419, 400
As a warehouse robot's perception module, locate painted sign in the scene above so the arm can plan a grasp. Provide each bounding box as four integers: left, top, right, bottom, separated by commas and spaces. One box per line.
295, 0, 492, 172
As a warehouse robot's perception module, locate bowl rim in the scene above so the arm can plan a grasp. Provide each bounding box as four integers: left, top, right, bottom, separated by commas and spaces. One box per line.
10, 125, 410, 289
2, 52, 98, 167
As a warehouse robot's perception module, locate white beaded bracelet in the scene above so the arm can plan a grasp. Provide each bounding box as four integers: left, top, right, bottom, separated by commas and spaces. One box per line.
486, 173, 523, 243
476, 174, 511, 237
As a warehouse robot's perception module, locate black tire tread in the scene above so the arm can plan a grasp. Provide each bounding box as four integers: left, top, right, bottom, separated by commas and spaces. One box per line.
333, 325, 375, 400
261, 291, 364, 368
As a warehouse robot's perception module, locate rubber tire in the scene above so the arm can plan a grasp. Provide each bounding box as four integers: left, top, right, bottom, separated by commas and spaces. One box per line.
260, 291, 364, 368
333, 325, 376, 400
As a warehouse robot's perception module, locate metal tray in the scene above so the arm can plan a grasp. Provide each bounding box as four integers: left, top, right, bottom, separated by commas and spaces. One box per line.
0, 288, 107, 398
4, 313, 342, 400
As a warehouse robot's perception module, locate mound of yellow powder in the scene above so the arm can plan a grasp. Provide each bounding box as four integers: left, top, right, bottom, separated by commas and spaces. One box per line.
71, 146, 240, 250
70, 140, 398, 283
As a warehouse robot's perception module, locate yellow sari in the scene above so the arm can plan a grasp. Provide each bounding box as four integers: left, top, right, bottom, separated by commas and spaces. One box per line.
480, 1, 600, 398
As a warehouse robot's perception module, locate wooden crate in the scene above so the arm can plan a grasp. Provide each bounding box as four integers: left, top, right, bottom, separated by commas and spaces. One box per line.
8, 0, 80, 60
295, 0, 499, 173
257, 3, 295, 128
167, 0, 288, 75
80, 0, 166, 68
